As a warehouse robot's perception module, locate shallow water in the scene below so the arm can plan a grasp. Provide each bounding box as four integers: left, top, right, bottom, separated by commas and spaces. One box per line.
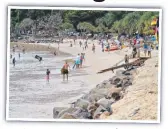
9, 51, 91, 119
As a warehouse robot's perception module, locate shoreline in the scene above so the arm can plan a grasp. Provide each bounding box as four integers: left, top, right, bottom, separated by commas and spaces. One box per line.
9, 41, 158, 120
10, 42, 71, 56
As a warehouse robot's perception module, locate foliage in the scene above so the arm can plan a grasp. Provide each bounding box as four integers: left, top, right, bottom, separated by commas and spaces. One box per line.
10, 9, 160, 37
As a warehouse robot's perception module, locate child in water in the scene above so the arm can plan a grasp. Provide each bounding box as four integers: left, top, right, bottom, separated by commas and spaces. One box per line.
46, 69, 50, 82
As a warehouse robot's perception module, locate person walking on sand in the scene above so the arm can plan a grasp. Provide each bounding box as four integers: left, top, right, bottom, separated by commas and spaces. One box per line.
92, 44, 95, 53
124, 54, 129, 64
82, 41, 85, 50
12, 57, 16, 67
46, 69, 50, 82
61, 61, 70, 81
106, 42, 110, 53
143, 42, 148, 57
132, 45, 137, 58
148, 44, 152, 58
79, 41, 82, 47
101, 42, 104, 52
84, 40, 88, 50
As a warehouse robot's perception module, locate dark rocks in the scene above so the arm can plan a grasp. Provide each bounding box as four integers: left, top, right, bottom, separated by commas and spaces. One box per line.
57, 107, 78, 118
73, 108, 92, 119
93, 105, 107, 119
107, 87, 123, 101
53, 108, 59, 118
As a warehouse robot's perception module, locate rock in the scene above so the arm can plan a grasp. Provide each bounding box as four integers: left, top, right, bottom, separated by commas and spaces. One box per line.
116, 81, 123, 87
111, 92, 121, 101
60, 113, 76, 119
96, 81, 112, 89
107, 87, 122, 100
87, 103, 99, 116
122, 79, 132, 87
74, 99, 90, 109
111, 76, 122, 85
57, 107, 78, 118
90, 88, 109, 97
93, 105, 107, 119
123, 71, 131, 75
73, 108, 92, 119
53, 107, 59, 118
97, 97, 114, 111
88, 93, 105, 102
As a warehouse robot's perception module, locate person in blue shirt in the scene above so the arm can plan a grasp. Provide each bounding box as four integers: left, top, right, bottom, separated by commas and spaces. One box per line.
143, 43, 148, 57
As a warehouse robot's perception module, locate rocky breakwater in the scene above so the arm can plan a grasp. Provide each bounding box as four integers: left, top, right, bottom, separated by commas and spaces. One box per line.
52, 66, 139, 120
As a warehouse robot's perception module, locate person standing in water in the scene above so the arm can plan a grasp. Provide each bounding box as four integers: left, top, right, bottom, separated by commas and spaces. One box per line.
61, 61, 70, 81
12, 57, 16, 67
22, 46, 25, 54
46, 69, 50, 82
18, 53, 20, 59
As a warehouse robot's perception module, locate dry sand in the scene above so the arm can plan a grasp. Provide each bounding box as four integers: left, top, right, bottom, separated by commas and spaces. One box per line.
106, 53, 158, 120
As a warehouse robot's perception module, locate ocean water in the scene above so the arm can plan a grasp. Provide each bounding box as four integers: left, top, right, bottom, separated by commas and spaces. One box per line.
8, 51, 91, 119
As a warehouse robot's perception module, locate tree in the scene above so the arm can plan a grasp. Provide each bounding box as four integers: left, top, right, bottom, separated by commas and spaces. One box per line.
77, 22, 96, 33
19, 18, 34, 33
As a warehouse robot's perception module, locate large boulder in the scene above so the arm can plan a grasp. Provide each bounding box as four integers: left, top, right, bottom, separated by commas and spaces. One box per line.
60, 113, 76, 119
88, 93, 105, 102
107, 87, 123, 100
73, 108, 92, 119
57, 107, 78, 118
97, 97, 114, 113
93, 105, 107, 119
74, 99, 90, 110
87, 103, 99, 116
96, 81, 113, 89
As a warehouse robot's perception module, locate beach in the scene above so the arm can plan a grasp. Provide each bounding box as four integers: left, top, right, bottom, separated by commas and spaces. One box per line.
9, 40, 158, 120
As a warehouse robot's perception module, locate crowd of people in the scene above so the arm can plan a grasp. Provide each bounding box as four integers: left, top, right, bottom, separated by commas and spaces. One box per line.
11, 35, 158, 83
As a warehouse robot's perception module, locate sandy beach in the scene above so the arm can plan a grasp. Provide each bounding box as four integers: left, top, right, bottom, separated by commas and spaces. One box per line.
9, 40, 158, 120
